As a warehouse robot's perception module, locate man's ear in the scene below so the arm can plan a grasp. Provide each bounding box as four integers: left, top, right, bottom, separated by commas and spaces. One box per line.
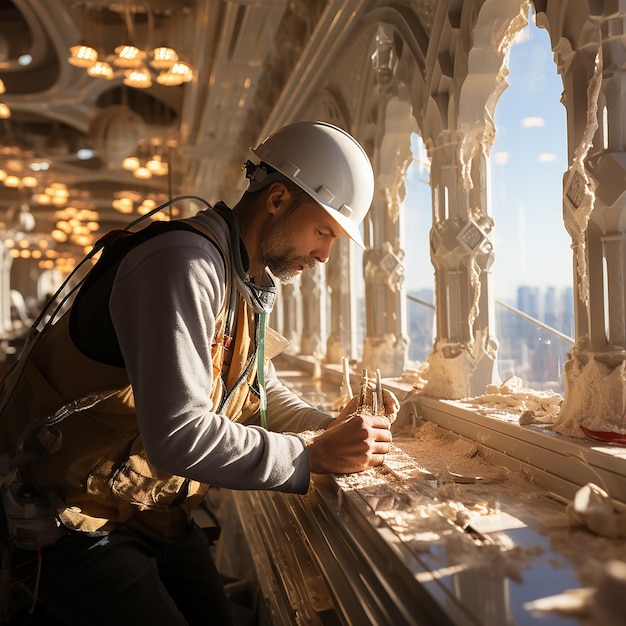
266, 182, 288, 215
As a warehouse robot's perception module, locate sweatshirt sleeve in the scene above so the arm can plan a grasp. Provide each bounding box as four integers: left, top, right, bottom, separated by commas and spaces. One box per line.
264, 360, 334, 432
109, 230, 311, 494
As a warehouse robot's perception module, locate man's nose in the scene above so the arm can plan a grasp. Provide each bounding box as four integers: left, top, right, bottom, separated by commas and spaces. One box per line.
312, 239, 334, 264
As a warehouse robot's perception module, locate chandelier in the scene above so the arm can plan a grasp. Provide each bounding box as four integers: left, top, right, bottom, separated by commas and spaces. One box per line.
112, 189, 175, 220
121, 137, 172, 179
0, 148, 101, 254
67, 3, 194, 88
0, 79, 11, 119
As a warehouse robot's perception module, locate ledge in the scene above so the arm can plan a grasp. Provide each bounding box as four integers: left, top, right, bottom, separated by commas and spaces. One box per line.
232, 437, 616, 625
275, 353, 626, 509
237, 354, 626, 624
416, 396, 626, 510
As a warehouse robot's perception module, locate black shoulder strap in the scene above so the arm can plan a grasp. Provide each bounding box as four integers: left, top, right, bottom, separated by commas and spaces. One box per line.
69, 221, 225, 367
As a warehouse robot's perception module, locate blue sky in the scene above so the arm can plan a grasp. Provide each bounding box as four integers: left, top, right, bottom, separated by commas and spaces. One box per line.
403, 9, 572, 302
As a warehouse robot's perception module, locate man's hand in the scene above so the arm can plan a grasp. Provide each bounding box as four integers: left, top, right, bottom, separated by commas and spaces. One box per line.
306, 413, 392, 474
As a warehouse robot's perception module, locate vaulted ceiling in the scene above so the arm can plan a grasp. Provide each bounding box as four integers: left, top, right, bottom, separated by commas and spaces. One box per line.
0, 0, 331, 254
0, 0, 440, 265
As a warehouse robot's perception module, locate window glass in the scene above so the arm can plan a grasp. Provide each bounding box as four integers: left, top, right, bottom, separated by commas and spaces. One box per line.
403, 133, 435, 364
490, 8, 573, 392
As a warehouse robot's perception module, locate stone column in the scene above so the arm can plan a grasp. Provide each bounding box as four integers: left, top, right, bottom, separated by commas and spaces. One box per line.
325, 237, 359, 363
299, 264, 327, 358
361, 95, 412, 378
420, 129, 497, 399
280, 280, 302, 355
0, 245, 13, 335
269, 281, 284, 336
556, 11, 626, 436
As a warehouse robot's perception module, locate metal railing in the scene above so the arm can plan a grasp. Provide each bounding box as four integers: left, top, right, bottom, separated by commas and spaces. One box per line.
406, 293, 574, 345
406, 293, 573, 392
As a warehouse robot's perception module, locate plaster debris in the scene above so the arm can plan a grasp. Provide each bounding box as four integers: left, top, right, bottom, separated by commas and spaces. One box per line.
328, 418, 626, 620
567, 482, 626, 539
554, 356, 626, 437
524, 587, 593, 619
420, 340, 476, 399
462, 375, 563, 423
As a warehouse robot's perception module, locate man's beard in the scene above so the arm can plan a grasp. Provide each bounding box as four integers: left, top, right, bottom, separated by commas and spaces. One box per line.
259, 213, 316, 284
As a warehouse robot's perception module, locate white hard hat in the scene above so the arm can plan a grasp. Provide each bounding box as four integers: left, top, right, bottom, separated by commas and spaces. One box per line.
249, 120, 374, 248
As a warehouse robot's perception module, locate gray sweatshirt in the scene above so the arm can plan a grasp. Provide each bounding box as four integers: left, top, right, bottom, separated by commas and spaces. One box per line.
109, 205, 332, 495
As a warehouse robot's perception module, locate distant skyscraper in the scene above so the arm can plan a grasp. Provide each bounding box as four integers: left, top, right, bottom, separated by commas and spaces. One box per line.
517, 285, 540, 319
543, 286, 558, 328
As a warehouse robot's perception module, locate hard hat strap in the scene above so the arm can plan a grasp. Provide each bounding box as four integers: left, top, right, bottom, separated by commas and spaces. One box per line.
243, 160, 290, 193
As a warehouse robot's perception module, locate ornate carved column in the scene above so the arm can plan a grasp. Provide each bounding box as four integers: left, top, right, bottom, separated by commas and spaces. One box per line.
280, 280, 302, 354
414, 0, 528, 399
555, 9, 626, 436
299, 264, 327, 358
325, 237, 359, 363
269, 281, 284, 337
420, 129, 497, 399
361, 94, 411, 378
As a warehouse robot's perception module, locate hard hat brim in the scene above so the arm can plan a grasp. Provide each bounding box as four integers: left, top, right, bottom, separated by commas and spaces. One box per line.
315, 200, 366, 248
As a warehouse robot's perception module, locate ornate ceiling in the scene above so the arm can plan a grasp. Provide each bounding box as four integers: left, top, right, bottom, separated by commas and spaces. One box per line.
0, 0, 440, 262
0, 0, 330, 252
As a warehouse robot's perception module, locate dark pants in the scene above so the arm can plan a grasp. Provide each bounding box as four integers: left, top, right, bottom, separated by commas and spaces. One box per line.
9, 523, 233, 626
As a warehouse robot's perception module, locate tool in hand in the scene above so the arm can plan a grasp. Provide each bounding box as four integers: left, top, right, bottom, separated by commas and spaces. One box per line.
356, 368, 384, 416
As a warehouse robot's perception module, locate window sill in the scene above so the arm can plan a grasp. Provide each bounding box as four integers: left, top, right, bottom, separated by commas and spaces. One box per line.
276, 353, 626, 509
416, 396, 626, 509
254, 354, 626, 625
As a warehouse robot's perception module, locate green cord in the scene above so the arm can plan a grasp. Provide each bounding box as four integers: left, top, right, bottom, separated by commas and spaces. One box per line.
258, 312, 268, 429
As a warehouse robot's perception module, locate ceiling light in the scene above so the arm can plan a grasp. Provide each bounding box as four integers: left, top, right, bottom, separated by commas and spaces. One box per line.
150, 46, 178, 69
68, 44, 98, 68
122, 156, 140, 171
146, 155, 168, 176
170, 61, 193, 82
113, 45, 146, 68
122, 139, 170, 175
76, 148, 95, 160
156, 60, 194, 86
87, 61, 114, 79
33, 194, 51, 205
112, 197, 134, 214
67, 3, 193, 90
156, 71, 184, 87
133, 166, 152, 179
0, 103, 10, 119
123, 68, 152, 89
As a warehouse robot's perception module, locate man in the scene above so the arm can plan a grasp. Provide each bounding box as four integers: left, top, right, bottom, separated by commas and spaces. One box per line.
0, 121, 397, 625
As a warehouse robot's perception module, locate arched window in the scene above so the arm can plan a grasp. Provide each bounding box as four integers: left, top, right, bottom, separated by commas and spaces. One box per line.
490, 7, 572, 393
